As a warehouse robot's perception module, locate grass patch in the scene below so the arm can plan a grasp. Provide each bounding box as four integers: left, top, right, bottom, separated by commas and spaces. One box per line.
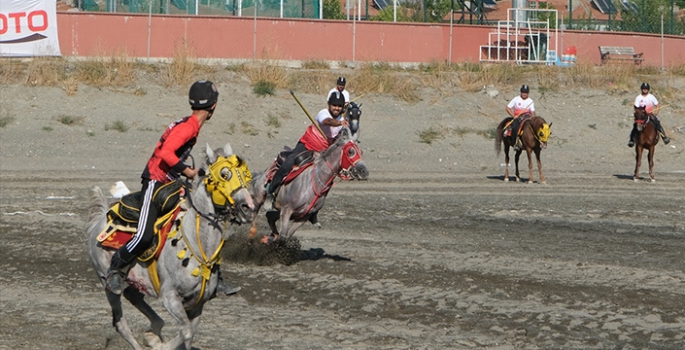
588, 124, 597, 129
301, 60, 330, 69
0, 58, 26, 84
241, 121, 259, 136
57, 114, 85, 126
243, 61, 288, 89
253, 80, 275, 96
25, 57, 69, 86
159, 42, 217, 88
42, 126, 53, 132
0, 115, 15, 128
417, 126, 446, 144
266, 114, 281, 128
105, 120, 129, 132
76, 53, 137, 87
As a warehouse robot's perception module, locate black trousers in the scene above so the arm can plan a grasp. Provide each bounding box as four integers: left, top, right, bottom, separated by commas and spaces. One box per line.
270, 142, 309, 194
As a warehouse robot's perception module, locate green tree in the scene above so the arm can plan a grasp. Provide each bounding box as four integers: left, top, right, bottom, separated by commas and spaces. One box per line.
323, 0, 346, 19
619, 0, 685, 34
372, 4, 414, 22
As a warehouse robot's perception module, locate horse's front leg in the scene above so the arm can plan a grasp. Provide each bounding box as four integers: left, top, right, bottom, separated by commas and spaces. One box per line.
514, 150, 522, 182
263, 210, 281, 243
648, 146, 656, 182
634, 146, 643, 181
107, 289, 146, 350
123, 287, 165, 345
277, 207, 305, 240
159, 291, 197, 350
534, 148, 545, 184
503, 146, 510, 182
525, 149, 535, 184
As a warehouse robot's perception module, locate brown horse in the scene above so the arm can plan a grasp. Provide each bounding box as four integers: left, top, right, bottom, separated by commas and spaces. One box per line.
495, 115, 552, 184
632, 106, 659, 182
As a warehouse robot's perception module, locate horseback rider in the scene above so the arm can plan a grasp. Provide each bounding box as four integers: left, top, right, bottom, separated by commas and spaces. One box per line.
506, 84, 536, 151
328, 76, 350, 109
628, 82, 670, 147
264, 91, 349, 210
106, 80, 238, 296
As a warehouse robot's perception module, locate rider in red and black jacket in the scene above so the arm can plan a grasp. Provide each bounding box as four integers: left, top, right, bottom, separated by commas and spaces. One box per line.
106, 80, 219, 295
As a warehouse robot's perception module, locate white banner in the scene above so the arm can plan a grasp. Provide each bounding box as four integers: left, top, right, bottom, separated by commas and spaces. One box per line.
0, 0, 61, 56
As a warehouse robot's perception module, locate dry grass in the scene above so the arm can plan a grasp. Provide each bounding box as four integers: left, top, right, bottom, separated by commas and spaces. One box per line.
243, 60, 289, 89
76, 52, 137, 87
2, 54, 684, 106
0, 59, 26, 84
290, 71, 336, 95
301, 60, 330, 70
25, 57, 69, 86
159, 42, 218, 88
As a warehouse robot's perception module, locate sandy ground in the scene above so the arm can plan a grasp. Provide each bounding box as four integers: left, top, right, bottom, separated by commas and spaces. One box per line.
2, 71, 685, 349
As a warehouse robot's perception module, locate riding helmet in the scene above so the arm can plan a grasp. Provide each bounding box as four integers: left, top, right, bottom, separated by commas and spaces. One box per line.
328, 91, 345, 107
337, 76, 347, 86
189, 80, 219, 110
640, 82, 650, 91
520, 84, 530, 93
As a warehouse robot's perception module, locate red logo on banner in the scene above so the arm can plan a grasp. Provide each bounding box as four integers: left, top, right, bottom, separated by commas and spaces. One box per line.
0, 10, 49, 43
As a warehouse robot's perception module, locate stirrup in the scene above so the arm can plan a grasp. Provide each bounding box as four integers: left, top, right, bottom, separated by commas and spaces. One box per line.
628, 140, 634, 147
663, 136, 671, 144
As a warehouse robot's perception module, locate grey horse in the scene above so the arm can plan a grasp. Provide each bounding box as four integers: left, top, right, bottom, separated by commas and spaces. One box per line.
86, 143, 255, 350
249, 128, 368, 242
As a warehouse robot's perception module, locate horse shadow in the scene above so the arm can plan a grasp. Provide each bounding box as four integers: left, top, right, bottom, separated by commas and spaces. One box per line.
486, 175, 533, 183
300, 247, 352, 262
613, 174, 639, 181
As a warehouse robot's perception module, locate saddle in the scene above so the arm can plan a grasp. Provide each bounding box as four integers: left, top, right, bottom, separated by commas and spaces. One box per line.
96, 180, 186, 262
266, 147, 315, 184
503, 114, 532, 138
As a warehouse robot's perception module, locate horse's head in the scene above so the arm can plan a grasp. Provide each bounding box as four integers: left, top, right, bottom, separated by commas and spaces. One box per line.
346, 102, 362, 138
335, 128, 369, 180
203, 143, 256, 224
533, 117, 552, 150
634, 106, 649, 131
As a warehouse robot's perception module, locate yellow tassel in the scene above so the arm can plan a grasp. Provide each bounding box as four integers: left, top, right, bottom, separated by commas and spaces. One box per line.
191, 267, 200, 277
177, 249, 186, 259
201, 266, 211, 280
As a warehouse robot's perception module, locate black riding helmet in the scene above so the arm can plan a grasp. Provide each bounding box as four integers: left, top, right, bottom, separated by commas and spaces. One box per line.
328, 90, 345, 107
520, 84, 530, 93
641, 82, 650, 91
189, 80, 219, 111
337, 76, 346, 86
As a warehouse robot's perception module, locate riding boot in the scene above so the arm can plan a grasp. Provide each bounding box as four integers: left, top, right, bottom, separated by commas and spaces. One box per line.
628, 123, 637, 147
654, 119, 671, 144
216, 268, 241, 296
263, 179, 282, 211
106, 248, 135, 295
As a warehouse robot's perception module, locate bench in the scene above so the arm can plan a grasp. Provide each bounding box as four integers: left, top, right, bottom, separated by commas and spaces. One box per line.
599, 46, 644, 65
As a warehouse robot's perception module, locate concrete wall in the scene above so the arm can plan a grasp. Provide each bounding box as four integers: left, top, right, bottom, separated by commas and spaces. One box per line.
56, 12, 685, 67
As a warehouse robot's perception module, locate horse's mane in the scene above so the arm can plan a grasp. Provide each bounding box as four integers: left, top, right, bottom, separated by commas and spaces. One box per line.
320, 129, 351, 160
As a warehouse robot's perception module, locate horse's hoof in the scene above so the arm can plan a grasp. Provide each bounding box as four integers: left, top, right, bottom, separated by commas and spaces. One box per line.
515, 178, 521, 183
540, 181, 547, 185
633, 178, 639, 182
144, 331, 162, 348
248, 226, 257, 238
651, 178, 656, 183
528, 180, 533, 184
503, 177, 509, 182
260, 235, 276, 244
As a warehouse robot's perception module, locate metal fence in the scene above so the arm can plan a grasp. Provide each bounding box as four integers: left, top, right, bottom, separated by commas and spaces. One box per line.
73, 0, 321, 17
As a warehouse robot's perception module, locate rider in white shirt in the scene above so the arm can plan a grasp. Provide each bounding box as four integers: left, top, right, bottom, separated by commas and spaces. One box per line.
328, 77, 350, 107
505, 85, 536, 151
629, 82, 670, 147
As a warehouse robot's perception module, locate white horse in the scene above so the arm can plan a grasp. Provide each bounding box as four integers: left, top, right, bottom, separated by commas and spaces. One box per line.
86, 143, 255, 350
249, 128, 368, 242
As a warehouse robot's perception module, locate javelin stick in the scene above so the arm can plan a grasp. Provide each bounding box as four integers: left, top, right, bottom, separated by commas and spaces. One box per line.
290, 90, 326, 139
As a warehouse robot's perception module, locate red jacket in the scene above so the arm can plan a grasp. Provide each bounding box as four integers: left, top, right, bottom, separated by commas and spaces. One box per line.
142, 115, 200, 182
299, 124, 331, 152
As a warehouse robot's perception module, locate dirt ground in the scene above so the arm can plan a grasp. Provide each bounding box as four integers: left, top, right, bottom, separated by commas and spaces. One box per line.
2, 71, 685, 349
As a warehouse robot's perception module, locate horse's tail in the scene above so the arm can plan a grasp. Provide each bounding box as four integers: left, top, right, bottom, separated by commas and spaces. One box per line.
495, 117, 512, 156
85, 186, 109, 238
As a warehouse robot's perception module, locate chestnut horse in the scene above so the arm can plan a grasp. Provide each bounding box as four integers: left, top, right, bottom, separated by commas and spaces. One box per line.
495, 115, 552, 184
632, 106, 659, 182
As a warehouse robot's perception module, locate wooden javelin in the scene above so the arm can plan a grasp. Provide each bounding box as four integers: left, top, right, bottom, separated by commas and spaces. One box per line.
290, 90, 326, 139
